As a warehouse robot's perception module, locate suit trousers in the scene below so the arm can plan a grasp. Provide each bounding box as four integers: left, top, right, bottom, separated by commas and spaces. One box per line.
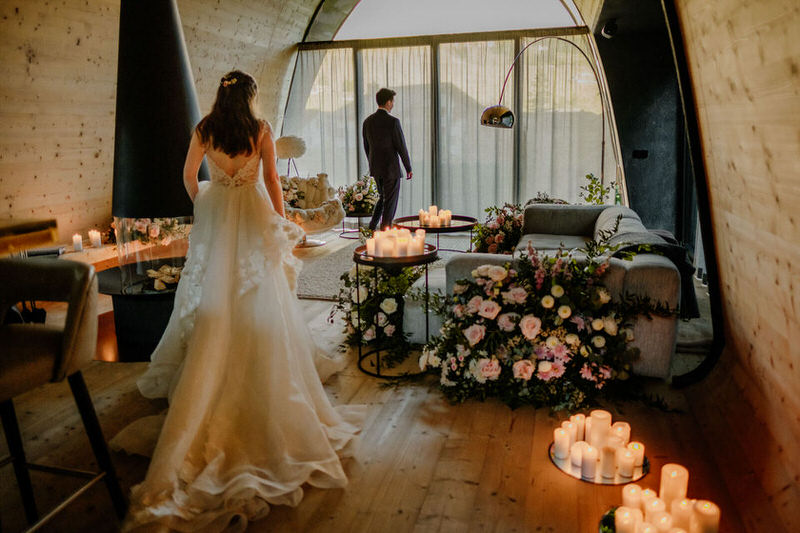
369, 175, 401, 230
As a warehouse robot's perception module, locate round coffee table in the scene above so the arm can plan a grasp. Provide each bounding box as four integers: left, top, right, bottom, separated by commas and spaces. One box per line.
392, 214, 478, 252
352, 243, 438, 378
339, 210, 374, 240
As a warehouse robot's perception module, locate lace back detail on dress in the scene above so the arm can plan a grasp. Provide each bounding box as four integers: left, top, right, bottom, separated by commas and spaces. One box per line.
208, 155, 260, 187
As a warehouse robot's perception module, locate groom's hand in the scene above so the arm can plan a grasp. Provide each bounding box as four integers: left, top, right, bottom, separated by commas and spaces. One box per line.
406, 171, 413, 180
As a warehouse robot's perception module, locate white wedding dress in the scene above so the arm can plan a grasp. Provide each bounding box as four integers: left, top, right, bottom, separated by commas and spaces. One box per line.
114, 149, 365, 532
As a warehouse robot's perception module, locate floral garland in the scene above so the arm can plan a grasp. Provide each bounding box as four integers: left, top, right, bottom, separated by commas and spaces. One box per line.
115, 218, 191, 246
335, 263, 423, 366
281, 179, 305, 208
338, 177, 379, 215
419, 245, 662, 411
470, 203, 524, 255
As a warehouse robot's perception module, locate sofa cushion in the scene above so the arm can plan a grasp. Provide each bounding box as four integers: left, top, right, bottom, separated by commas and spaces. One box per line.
516, 233, 590, 255
522, 204, 606, 236
594, 206, 642, 239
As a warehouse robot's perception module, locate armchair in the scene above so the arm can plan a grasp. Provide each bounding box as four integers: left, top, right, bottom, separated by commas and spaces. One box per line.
281, 173, 345, 247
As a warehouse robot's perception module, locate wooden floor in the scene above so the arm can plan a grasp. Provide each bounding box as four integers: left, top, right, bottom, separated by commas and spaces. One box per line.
0, 237, 784, 532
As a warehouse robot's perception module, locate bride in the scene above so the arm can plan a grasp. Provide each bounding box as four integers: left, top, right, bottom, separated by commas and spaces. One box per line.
116, 71, 365, 532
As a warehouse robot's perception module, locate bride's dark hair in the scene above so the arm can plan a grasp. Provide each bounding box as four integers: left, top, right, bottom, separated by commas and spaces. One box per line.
196, 71, 261, 156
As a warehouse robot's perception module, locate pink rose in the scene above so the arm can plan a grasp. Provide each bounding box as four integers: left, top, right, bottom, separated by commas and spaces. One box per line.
453, 304, 465, 318
512, 359, 534, 380
363, 327, 376, 341
478, 300, 501, 320
495, 232, 504, 243
497, 312, 519, 332
486, 235, 495, 244
487, 243, 498, 254
487, 265, 507, 282
463, 324, 486, 346
466, 296, 483, 314
519, 315, 542, 340
501, 286, 527, 304
453, 283, 468, 295
384, 324, 396, 336
487, 221, 500, 230
496, 215, 505, 225
479, 358, 502, 380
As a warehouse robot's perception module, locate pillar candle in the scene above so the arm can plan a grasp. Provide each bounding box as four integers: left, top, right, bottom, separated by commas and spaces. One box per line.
617, 448, 636, 478
72, 233, 83, 251
600, 445, 617, 478
670, 498, 694, 529
639, 524, 657, 533
644, 497, 666, 523
640, 488, 658, 513
622, 484, 642, 510
581, 445, 597, 479
689, 500, 720, 533
611, 421, 631, 446
570, 413, 586, 442
614, 506, 638, 533
396, 237, 409, 257
659, 464, 689, 509
429, 205, 438, 216
607, 436, 625, 450
561, 421, 577, 446
589, 410, 611, 448
553, 428, 570, 459
585, 416, 592, 442
627, 441, 645, 467
88, 229, 102, 248
652, 511, 674, 533
366, 238, 376, 256
570, 441, 586, 467
668, 529, 687, 533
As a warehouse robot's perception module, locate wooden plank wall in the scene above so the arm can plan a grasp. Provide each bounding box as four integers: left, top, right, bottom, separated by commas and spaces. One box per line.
0, 0, 315, 242
675, 0, 800, 529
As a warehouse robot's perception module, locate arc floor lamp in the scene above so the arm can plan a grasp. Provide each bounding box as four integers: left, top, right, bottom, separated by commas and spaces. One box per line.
480, 36, 612, 185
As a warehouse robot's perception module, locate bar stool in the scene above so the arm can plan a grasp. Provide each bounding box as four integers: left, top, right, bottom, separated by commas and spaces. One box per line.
0, 257, 127, 530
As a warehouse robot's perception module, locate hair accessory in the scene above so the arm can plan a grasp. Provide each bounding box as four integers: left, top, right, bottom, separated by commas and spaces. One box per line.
221, 77, 238, 87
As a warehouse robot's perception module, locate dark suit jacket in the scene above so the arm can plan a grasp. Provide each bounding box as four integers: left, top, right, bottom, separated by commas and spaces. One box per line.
362, 109, 412, 181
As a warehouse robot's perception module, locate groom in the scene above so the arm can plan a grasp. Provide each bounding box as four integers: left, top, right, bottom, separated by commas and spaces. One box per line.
362, 88, 412, 231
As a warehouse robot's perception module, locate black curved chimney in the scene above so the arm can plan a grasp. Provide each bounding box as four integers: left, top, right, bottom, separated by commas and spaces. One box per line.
112, 0, 208, 218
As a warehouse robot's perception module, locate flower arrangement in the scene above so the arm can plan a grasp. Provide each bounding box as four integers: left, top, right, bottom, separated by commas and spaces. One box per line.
334, 263, 423, 366
281, 180, 305, 208
119, 217, 191, 246
338, 177, 379, 215
419, 245, 672, 411
471, 203, 525, 255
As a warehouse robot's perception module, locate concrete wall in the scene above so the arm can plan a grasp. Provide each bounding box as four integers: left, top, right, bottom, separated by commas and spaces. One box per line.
0, 0, 315, 242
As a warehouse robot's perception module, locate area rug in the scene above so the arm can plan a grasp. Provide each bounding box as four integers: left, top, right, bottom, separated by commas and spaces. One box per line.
295, 234, 471, 300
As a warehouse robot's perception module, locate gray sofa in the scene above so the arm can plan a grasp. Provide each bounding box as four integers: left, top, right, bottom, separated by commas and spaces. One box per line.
404, 204, 680, 379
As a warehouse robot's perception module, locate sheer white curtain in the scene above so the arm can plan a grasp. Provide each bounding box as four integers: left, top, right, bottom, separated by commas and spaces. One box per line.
438, 40, 515, 218
358, 46, 432, 218
518, 35, 615, 203
281, 49, 356, 188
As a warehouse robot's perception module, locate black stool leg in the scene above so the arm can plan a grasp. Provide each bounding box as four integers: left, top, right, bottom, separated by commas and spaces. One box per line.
0, 399, 39, 524
67, 372, 128, 519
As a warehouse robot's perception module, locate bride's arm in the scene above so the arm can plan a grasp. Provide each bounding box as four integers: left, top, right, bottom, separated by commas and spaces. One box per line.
261, 124, 286, 217
183, 131, 205, 202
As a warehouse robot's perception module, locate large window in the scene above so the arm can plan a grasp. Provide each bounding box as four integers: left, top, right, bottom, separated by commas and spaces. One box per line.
281, 28, 622, 219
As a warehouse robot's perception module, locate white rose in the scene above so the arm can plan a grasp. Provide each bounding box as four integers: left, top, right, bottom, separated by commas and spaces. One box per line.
592, 335, 606, 348
487, 265, 508, 282
538, 360, 553, 373
380, 297, 398, 314
565, 333, 579, 346
351, 285, 368, 303
541, 295, 555, 309
557, 305, 572, 319
550, 284, 565, 298
591, 318, 605, 331
546, 336, 559, 348
603, 316, 618, 336
476, 264, 492, 277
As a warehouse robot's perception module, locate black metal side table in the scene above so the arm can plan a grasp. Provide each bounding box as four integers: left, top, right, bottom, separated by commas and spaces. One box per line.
392, 215, 478, 252
339, 211, 374, 240
352, 243, 438, 378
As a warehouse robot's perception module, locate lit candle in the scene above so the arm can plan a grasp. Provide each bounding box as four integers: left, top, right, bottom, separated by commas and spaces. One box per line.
607, 436, 625, 450
553, 428, 570, 460
690, 500, 720, 533
670, 498, 694, 529
429, 205, 438, 216
617, 448, 636, 478
72, 233, 83, 252
561, 421, 577, 446
600, 445, 617, 478
396, 237, 409, 257
581, 445, 597, 479
652, 511, 673, 532
639, 524, 657, 533
627, 441, 645, 467
570, 413, 586, 442
418, 209, 426, 224
622, 484, 642, 510
614, 506, 638, 533
659, 464, 689, 509
644, 497, 666, 523
589, 410, 611, 448
415, 228, 425, 239
88, 229, 102, 247
611, 421, 631, 446
570, 440, 586, 467
585, 416, 592, 441
366, 238, 376, 256
640, 488, 658, 512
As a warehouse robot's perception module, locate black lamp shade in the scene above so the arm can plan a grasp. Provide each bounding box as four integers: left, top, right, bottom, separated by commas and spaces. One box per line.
112, 0, 208, 219
480, 105, 515, 128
